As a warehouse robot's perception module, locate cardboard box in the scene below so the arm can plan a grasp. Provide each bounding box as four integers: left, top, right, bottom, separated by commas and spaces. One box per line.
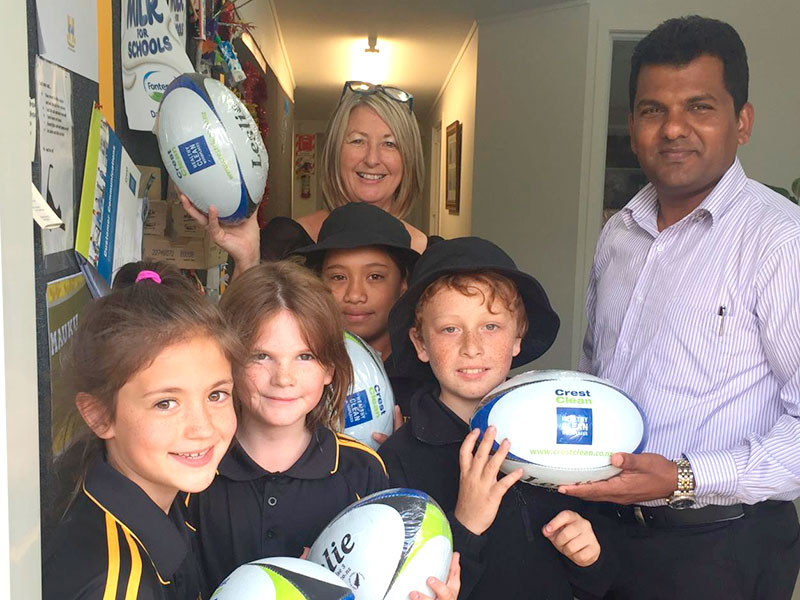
143, 199, 169, 236
136, 165, 163, 200
143, 234, 228, 270
166, 178, 180, 200
171, 202, 206, 238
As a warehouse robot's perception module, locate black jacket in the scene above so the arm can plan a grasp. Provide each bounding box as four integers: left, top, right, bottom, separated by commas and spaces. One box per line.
44, 457, 203, 600
378, 382, 618, 600
187, 427, 388, 596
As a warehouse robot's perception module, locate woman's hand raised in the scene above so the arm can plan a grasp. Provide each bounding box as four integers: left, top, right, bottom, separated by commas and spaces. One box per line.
179, 193, 261, 274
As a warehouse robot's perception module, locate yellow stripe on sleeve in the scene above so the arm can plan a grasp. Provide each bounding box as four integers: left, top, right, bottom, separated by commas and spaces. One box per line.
102, 514, 120, 600
335, 434, 388, 476
123, 529, 143, 600
84, 485, 172, 585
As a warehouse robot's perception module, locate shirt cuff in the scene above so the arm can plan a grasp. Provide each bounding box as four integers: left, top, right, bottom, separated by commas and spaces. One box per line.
684, 447, 740, 498
447, 511, 488, 561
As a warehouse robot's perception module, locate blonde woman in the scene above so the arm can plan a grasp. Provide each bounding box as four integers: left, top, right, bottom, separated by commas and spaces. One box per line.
181, 82, 428, 273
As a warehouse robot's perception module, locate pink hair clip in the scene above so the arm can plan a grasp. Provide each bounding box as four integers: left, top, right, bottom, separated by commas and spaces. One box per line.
135, 270, 162, 284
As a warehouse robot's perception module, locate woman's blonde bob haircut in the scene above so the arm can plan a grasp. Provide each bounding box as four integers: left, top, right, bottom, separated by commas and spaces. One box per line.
319, 89, 424, 219
218, 261, 353, 431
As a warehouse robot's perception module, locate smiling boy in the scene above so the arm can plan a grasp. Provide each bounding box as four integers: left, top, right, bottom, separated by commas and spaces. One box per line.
379, 237, 616, 599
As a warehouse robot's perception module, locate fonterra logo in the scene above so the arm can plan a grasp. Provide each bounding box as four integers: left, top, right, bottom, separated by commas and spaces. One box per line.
554, 388, 592, 405
142, 70, 169, 102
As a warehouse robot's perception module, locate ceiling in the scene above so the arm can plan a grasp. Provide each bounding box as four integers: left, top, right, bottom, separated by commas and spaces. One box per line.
272, 0, 563, 122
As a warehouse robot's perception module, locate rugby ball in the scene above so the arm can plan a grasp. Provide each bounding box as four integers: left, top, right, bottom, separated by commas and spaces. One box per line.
470, 370, 646, 488
342, 332, 396, 450
156, 73, 268, 221
210, 556, 353, 600
309, 488, 452, 600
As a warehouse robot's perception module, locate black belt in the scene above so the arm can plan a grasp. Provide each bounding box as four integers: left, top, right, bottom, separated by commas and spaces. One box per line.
603, 500, 785, 528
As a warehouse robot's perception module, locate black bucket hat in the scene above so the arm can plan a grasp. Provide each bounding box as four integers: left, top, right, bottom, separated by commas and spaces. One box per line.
292, 202, 420, 268
389, 236, 560, 379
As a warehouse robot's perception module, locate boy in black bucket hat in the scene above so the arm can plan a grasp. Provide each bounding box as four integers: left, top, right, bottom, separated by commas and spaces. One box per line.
379, 237, 617, 599
292, 202, 422, 420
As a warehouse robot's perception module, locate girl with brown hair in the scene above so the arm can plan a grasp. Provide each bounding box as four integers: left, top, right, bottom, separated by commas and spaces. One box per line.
185, 261, 390, 596
43, 261, 244, 600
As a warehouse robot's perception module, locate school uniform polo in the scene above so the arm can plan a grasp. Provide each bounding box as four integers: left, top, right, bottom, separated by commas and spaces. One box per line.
43, 457, 203, 600
378, 382, 618, 600
188, 426, 388, 596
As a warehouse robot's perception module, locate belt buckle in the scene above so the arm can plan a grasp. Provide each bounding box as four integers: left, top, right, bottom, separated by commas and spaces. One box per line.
633, 506, 647, 526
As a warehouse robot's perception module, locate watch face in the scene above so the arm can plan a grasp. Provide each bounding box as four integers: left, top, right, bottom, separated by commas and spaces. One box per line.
668, 497, 696, 510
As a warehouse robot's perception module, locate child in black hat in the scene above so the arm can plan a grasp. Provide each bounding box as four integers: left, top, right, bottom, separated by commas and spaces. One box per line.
378, 237, 617, 600
292, 202, 423, 419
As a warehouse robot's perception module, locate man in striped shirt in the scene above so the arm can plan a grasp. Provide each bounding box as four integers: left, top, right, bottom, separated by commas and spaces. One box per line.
561, 15, 800, 599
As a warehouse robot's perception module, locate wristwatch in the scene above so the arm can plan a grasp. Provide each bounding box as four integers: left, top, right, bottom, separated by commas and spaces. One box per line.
665, 456, 696, 509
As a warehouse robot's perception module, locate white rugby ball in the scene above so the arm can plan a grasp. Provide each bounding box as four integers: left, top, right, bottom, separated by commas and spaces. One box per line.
210, 556, 353, 600
470, 370, 646, 488
156, 73, 268, 221
341, 332, 396, 450
309, 488, 452, 600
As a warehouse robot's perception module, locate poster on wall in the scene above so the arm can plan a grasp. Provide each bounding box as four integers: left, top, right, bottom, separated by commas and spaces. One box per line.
35, 0, 99, 82
75, 106, 143, 285
122, 0, 193, 131
47, 272, 92, 456
36, 57, 75, 256
295, 134, 315, 199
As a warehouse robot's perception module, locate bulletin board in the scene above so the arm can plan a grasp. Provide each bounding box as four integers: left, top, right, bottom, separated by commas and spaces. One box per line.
26, 0, 292, 544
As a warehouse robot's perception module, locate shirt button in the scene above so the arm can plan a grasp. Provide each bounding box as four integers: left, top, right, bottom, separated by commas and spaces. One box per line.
636, 295, 644, 303
656, 244, 665, 252
267, 496, 278, 507
266, 529, 275, 539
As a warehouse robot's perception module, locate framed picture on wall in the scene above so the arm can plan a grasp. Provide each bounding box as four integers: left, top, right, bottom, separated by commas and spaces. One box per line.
445, 120, 462, 214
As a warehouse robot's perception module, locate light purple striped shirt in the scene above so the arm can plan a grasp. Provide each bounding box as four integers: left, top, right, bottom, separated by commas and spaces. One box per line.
579, 157, 800, 507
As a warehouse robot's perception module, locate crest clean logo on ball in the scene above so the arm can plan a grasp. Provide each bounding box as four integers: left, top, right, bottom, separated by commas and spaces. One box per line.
557, 407, 593, 445
179, 136, 215, 175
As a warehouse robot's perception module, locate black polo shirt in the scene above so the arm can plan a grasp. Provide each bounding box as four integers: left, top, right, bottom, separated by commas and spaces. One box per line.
378, 382, 618, 600
187, 427, 388, 596
43, 457, 203, 600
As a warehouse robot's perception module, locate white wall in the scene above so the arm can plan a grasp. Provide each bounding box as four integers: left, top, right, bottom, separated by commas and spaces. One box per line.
425, 25, 479, 240
239, 0, 295, 102
472, 2, 591, 370
0, 0, 42, 596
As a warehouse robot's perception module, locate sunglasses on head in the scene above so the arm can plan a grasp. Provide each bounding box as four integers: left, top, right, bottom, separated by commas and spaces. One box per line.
340, 81, 414, 113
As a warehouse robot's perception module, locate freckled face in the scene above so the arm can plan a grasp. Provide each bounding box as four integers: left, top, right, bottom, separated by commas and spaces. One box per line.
102, 336, 236, 512
243, 310, 333, 435
339, 105, 404, 211
411, 284, 522, 409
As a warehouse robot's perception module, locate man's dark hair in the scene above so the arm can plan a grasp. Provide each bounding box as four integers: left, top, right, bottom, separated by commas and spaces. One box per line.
629, 15, 749, 114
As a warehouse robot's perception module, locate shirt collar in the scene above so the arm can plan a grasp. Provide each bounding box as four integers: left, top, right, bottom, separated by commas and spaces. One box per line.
219, 426, 338, 482
409, 382, 471, 445
622, 157, 747, 232
82, 457, 190, 582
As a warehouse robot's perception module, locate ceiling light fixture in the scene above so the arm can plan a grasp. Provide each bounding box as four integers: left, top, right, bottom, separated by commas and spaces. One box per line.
350, 34, 389, 84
